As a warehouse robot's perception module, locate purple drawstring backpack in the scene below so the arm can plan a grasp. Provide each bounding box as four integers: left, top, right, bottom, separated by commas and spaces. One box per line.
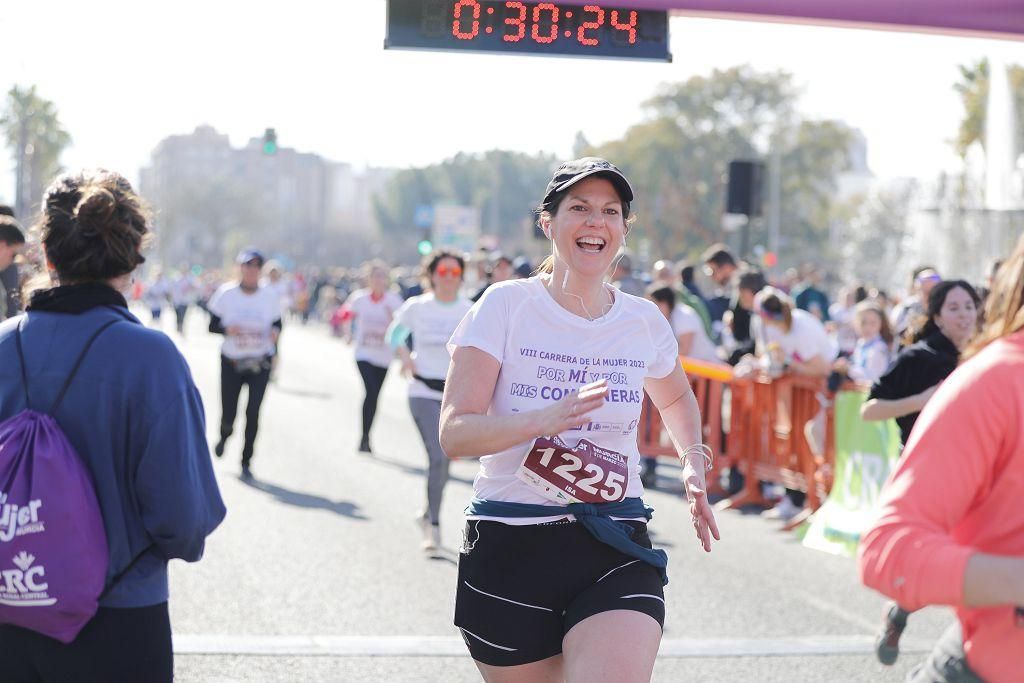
0, 318, 119, 643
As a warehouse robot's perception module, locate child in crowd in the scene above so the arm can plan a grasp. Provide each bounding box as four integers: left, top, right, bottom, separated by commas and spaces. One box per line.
832, 302, 894, 386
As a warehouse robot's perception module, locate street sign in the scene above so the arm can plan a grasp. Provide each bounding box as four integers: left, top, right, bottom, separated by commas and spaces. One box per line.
414, 205, 435, 228
433, 204, 480, 254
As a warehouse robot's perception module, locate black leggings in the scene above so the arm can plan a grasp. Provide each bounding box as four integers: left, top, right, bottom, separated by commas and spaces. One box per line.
356, 360, 389, 440
220, 355, 272, 464
0, 602, 172, 683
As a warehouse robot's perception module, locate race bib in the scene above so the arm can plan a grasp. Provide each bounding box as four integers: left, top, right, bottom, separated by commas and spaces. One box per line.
235, 329, 267, 350
516, 436, 628, 505
362, 331, 386, 348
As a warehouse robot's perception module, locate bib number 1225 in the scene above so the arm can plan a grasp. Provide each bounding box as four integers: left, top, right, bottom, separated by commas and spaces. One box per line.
516, 436, 628, 505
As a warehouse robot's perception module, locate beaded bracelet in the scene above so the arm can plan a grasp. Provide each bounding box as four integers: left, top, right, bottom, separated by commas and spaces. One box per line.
679, 443, 714, 473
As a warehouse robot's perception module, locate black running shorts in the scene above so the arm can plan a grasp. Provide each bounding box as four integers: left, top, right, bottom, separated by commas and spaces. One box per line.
454, 519, 666, 667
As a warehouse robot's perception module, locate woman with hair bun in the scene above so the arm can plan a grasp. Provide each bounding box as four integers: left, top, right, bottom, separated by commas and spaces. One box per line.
0, 170, 225, 682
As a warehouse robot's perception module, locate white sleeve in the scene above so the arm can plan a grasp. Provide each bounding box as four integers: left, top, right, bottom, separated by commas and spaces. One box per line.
644, 303, 680, 379
671, 305, 701, 335
393, 297, 417, 331
817, 325, 839, 362
447, 285, 509, 364
207, 285, 229, 318
863, 344, 892, 382
795, 315, 837, 362
345, 290, 365, 313
270, 290, 284, 319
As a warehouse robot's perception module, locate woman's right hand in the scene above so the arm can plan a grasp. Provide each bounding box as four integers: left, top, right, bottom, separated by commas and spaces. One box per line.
532, 379, 609, 436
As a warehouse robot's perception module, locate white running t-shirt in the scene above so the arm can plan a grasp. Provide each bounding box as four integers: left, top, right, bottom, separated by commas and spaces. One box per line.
347, 289, 404, 367
208, 283, 283, 360
759, 308, 838, 364
393, 293, 473, 401
448, 277, 679, 523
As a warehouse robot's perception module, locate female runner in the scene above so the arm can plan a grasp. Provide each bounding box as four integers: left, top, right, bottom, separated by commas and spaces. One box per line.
440, 158, 719, 682
341, 261, 403, 453
387, 250, 472, 551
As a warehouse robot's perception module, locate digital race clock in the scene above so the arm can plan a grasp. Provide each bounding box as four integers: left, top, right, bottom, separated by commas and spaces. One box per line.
385, 1, 671, 62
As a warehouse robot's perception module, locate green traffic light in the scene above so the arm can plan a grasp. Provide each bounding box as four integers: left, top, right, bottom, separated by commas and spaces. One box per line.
417, 240, 433, 256
262, 128, 277, 155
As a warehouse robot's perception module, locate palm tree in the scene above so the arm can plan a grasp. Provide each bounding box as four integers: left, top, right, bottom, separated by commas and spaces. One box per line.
1, 85, 72, 219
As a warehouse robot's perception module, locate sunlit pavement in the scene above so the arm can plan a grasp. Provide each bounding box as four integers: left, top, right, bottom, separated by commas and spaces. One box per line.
151, 309, 952, 682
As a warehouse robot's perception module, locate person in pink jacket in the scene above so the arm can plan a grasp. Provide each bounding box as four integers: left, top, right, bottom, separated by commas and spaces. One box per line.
858, 240, 1024, 683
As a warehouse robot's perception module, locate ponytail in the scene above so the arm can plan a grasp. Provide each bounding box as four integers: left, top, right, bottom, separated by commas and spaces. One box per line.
536, 255, 555, 275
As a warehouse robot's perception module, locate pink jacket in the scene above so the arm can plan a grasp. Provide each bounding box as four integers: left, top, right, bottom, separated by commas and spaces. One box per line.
858, 332, 1024, 682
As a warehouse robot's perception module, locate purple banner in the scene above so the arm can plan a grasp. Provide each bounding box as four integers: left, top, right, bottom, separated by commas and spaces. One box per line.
613, 1, 1024, 39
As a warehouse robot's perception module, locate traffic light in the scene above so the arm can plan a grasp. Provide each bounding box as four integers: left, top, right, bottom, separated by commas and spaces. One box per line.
262, 128, 278, 155
417, 227, 432, 256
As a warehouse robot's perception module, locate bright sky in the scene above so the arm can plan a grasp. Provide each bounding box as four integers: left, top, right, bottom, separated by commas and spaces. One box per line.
1, 1, 1021, 205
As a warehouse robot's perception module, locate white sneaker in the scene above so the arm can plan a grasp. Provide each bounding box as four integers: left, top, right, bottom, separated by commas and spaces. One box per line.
421, 524, 441, 552
761, 496, 800, 521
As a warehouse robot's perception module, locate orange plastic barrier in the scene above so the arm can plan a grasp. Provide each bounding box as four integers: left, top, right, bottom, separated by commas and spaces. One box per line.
638, 357, 846, 524
637, 357, 735, 497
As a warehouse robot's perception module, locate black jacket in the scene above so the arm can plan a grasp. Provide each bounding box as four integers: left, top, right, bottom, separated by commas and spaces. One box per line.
868, 331, 959, 445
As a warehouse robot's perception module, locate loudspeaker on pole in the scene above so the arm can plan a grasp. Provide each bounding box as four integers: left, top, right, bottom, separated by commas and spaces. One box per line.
726, 160, 765, 217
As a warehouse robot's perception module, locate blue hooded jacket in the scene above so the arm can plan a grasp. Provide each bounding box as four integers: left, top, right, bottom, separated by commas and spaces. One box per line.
0, 289, 226, 608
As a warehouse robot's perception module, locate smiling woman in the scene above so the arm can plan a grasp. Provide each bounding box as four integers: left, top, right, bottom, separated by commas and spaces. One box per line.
438, 157, 719, 683
861, 279, 981, 446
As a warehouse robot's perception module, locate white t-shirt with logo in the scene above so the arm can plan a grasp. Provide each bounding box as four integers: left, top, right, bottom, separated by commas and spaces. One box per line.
207, 283, 283, 360
393, 293, 472, 401
448, 277, 679, 523
671, 304, 720, 363
347, 289, 404, 367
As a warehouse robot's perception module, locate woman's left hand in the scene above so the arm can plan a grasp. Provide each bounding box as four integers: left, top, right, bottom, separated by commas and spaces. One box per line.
683, 457, 721, 552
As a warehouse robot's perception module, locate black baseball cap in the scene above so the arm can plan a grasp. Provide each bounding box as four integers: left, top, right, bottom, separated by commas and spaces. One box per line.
541, 157, 634, 209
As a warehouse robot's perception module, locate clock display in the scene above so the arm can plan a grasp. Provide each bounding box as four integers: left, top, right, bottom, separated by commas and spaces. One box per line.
386, 1, 671, 62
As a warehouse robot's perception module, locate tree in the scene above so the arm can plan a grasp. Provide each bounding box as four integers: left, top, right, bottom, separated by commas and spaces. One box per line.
589, 66, 854, 266
372, 150, 555, 261
837, 180, 917, 292
1, 85, 72, 219
954, 59, 1024, 157
153, 176, 269, 267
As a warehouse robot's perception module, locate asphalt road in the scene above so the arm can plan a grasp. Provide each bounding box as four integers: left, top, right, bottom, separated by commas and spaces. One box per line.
151, 309, 953, 682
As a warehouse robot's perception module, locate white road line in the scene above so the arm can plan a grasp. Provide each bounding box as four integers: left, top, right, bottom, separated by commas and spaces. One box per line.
173, 635, 932, 658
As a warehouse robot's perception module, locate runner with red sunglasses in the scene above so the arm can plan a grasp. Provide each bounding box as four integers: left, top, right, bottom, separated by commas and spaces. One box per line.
386, 249, 472, 552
